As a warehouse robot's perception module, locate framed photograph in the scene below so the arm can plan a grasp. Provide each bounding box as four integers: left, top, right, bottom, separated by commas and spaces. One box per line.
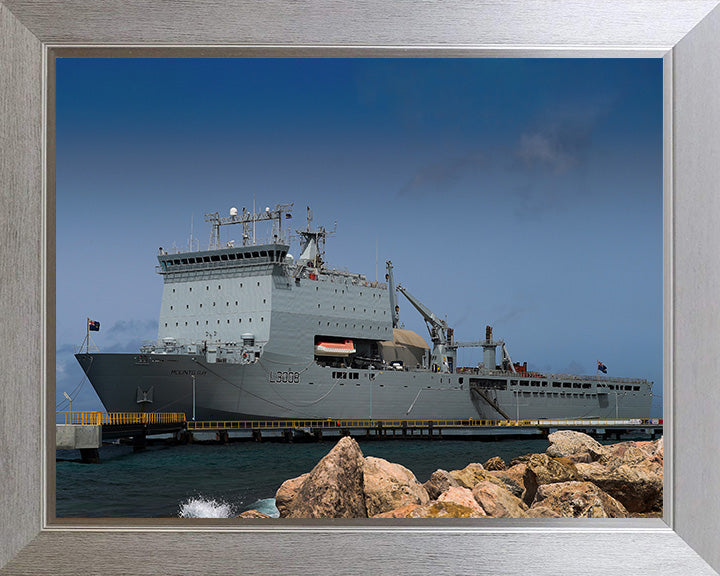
2, 1, 720, 574
52, 56, 663, 519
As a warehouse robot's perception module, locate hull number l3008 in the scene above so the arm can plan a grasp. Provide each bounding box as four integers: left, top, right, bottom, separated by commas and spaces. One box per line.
269, 371, 300, 383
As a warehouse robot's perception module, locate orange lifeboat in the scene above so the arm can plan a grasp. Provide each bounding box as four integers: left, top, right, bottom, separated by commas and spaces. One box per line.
314, 339, 356, 357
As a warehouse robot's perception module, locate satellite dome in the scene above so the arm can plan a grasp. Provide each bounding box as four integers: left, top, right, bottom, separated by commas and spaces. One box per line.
230, 207, 238, 217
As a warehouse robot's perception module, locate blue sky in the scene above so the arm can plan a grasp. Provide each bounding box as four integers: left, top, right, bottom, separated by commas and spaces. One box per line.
56, 58, 663, 417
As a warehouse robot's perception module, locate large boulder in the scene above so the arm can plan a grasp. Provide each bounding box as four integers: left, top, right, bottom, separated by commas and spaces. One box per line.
275, 473, 309, 518
575, 443, 663, 513
529, 481, 629, 518
281, 436, 368, 518
363, 456, 430, 517
423, 469, 460, 500
546, 430, 607, 463
522, 454, 582, 506
437, 486, 487, 516
449, 463, 487, 489
472, 480, 528, 518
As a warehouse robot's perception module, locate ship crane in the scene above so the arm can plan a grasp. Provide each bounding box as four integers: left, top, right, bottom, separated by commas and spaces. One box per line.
394, 277, 515, 375
395, 283, 454, 373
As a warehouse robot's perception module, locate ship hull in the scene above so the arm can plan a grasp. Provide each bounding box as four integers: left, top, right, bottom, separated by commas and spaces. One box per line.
76, 352, 652, 421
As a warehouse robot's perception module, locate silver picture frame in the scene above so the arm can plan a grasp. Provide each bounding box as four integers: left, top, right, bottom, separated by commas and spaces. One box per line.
2, 1, 720, 574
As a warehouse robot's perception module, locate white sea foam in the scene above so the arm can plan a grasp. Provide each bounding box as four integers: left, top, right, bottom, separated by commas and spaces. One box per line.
178, 497, 235, 518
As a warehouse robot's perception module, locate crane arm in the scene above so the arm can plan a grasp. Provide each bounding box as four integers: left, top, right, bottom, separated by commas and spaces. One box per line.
396, 283, 447, 343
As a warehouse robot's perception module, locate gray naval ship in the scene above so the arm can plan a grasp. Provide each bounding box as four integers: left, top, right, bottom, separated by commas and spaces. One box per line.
76, 203, 653, 421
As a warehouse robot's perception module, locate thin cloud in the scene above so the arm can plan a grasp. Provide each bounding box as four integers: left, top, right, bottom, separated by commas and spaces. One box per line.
514, 99, 612, 174
399, 152, 486, 197
109, 319, 157, 334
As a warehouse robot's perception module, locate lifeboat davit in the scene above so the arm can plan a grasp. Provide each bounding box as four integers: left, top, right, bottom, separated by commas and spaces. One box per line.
314, 339, 356, 357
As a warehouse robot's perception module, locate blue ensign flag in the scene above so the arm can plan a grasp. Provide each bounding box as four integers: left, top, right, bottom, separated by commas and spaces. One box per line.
88, 319, 100, 331
597, 361, 607, 374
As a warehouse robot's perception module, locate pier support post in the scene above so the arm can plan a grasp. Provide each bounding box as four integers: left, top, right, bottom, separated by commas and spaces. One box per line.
283, 430, 293, 443
79, 448, 100, 464
252, 430, 263, 442
132, 434, 147, 452
216, 430, 229, 444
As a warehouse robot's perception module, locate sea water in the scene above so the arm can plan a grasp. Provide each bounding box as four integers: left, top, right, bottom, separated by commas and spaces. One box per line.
55, 437, 609, 518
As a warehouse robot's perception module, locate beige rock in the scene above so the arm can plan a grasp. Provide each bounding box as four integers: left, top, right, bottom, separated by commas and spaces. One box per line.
236, 509, 271, 518
575, 459, 662, 513
483, 456, 507, 471
530, 481, 629, 518
372, 503, 421, 518
449, 463, 509, 492
362, 456, 430, 517
275, 473, 309, 518
282, 436, 368, 518
437, 486, 487, 516
546, 430, 607, 463
486, 470, 524, 499
501, 463, 527, 495
472, 480, 528, 518
423, 469, 460, 500
449, 463, 486, 489
377, 501, 486, 518
526, 506, 563, 518
522, 453, 582, 506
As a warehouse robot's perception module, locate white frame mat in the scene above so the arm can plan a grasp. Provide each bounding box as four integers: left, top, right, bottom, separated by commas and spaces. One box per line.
2, 1, 720, 574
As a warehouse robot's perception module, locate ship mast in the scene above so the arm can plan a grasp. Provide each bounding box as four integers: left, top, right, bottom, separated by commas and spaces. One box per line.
296, 206, 336, 270
204, 202, 294, 249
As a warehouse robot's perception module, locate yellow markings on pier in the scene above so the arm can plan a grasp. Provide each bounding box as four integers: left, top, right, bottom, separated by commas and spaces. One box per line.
56, 412, 662, 431
57, 411, 186, 426
185, 417, 662, 431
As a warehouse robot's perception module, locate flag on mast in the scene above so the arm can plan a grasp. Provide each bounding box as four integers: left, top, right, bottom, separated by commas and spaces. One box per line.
597, 361, 607, 374
88, 319, 100, 331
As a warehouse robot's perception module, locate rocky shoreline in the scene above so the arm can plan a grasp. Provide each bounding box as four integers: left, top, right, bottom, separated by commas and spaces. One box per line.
238, 430, 663, 519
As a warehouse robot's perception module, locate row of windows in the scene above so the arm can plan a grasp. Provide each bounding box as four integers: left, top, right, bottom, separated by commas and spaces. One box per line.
317, 303, 385, 315
165, 317, 264, 328
171, 282, 261, 293
169, 298, 267, 310
319, 321, 388, 331
514, 391, 598, 398
165, 250, 286, 267
509, 379, 640, 392
332, 371, 360, 380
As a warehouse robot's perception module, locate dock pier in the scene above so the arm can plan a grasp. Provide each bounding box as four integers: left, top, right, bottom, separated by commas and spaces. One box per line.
57, 412, 663, 462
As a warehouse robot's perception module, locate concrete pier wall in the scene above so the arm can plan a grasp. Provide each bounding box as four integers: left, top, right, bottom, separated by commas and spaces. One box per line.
56, 425, 101, 449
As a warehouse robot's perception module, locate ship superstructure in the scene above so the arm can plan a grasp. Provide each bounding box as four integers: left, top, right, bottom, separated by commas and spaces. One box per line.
76, 203, 653, 421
